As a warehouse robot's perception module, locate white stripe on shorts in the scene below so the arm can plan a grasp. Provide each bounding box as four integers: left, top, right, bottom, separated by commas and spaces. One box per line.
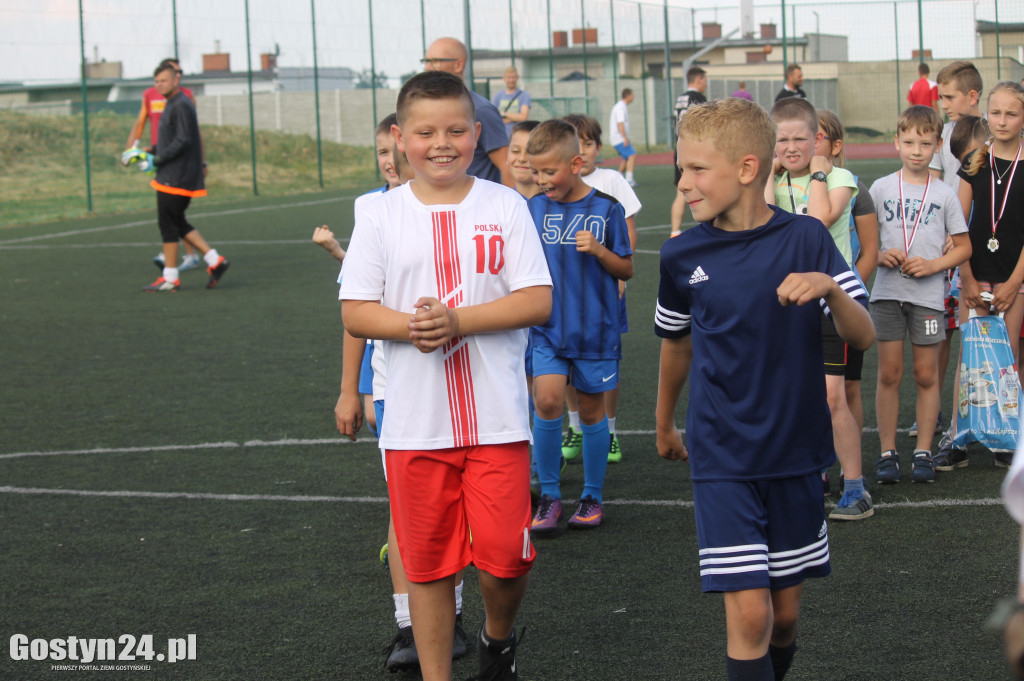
767, 536, 830, 577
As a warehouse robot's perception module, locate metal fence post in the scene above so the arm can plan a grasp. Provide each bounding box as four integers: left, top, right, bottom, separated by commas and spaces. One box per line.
895, 2, 901, 121
638, 2, 650, 149
547, 0, 554, 100
77, 0, 92, 212
781, 0, 788, 73
244, 0, 259, 196
995, 0, 1002, 80
369, 0, 380, 177
611, 0, 618, 108
663, 0, 671, 147
311, 0, 323, 189
509, 0, 515, 65
581, 0, 590, 114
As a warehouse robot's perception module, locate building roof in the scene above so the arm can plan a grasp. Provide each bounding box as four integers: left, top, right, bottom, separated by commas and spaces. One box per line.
977, 20, 1024, 34
472, 35, 808, 60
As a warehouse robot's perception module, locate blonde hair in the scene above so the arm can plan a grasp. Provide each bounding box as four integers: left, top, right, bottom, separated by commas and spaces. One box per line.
677, 98, 776, 185
966, 80, 1024, 176
816, 109, 846, 166
526, 119, 580, 161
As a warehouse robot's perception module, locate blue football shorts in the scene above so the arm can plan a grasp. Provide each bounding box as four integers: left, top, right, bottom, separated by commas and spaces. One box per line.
531, 345, 619, 393
613, 142, 636, 159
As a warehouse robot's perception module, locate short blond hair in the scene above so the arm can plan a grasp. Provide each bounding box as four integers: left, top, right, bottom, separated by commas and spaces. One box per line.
526, 119, 580, 161
677, 98, 776, 185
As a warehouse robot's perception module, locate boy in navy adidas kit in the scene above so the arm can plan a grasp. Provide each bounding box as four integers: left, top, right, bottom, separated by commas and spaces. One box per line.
527, 119, 633, 532
655, 99, 875, 681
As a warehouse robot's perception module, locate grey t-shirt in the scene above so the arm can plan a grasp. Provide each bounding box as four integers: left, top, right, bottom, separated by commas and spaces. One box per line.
869, 170, 967, 310
929, 121, 961, 188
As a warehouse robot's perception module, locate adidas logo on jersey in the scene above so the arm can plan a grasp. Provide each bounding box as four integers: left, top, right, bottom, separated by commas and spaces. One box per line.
689, 266, 709, 284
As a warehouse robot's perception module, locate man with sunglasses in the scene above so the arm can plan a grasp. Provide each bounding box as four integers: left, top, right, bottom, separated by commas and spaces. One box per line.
422, 37, 513, 187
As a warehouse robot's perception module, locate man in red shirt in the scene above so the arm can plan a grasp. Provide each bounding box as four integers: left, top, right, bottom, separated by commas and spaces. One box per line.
907, 62, 940, 115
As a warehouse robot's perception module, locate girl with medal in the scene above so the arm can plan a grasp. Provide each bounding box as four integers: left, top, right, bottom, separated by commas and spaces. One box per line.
957, 81, 1024, 367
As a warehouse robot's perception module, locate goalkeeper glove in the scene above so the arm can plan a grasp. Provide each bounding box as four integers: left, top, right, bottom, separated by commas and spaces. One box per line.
120, 144, 141, 166
134, 152, 156, 176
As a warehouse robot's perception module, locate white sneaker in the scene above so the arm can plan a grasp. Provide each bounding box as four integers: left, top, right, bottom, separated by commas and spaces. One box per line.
153, 252, 166, 269
179, 254, 201, 271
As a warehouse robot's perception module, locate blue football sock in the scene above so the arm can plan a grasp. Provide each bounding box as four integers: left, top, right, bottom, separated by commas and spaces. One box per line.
843, 476, 864, 497
726, 654, 773, 681
580, 417, 610, 502
532, 416, 563, 499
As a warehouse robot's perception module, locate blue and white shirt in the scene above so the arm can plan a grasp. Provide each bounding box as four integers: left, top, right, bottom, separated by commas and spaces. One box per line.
655, 207, 868, 481
528, 188, 632, 359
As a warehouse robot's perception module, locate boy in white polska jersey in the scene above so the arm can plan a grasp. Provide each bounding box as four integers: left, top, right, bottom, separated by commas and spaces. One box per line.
340, 71, 551, 681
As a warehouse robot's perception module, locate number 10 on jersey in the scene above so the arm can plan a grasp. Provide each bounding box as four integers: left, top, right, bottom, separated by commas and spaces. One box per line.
473, 234, 505, 274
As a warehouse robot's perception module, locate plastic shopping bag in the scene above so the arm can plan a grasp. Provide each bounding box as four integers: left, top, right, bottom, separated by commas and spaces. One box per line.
953, 297, 1023, 453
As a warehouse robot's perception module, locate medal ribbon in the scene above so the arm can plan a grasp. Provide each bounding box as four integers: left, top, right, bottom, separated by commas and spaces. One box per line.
898, 170, 930, 258
990, 144, 1022, 243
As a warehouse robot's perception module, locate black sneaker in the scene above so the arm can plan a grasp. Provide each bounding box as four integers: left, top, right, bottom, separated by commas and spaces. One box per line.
206, 256, 230, 288
933, 434, 968, 471
466, 627, 523, 681
453, 612, 468, 660
382, 626, 418, 672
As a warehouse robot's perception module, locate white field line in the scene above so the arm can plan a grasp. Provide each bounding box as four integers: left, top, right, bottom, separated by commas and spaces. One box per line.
0, 195, 356, 246
0, 432, 1000, 510
0, 427, 908, 461
0, 485, 1003, 511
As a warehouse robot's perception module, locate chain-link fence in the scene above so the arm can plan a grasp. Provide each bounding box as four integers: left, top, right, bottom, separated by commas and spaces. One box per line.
2, 0, 1023, 209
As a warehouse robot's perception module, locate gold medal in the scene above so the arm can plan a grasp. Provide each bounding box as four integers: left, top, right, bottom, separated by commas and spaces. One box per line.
988, 237, 1000, 252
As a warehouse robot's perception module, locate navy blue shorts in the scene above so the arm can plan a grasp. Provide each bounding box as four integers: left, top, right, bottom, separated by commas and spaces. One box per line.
692, 472, 830, 593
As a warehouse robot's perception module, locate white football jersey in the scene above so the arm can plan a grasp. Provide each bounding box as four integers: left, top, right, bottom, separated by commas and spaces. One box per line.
582, 167, 642, 219
340, 179, 551, 450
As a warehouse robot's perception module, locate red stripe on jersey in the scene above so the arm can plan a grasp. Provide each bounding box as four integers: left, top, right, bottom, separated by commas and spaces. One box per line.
432, 210, 477, 445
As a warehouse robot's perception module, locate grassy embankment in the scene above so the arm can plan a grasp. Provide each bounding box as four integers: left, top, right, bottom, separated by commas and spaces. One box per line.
0, 109, 379, 227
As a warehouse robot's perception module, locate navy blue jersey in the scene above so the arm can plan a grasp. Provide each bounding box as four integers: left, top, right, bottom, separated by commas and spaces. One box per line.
529, 188, 632, 359
655, 207, 867, 481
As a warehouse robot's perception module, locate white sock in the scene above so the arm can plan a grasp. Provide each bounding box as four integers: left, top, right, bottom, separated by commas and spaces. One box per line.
203, 249, 221, 267
393, 593, 411, 629
625, 171, 635, 181
608, 417, 617, 434
163, 267, 179, 282
455, 580, 464, 615
568, 411, 581, 431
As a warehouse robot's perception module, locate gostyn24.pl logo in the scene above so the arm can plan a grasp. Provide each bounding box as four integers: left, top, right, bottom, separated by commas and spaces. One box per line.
10, 634, 197, 665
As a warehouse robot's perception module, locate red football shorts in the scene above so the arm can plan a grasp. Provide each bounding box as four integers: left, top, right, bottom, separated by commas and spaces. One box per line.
385, 441, 536, 582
